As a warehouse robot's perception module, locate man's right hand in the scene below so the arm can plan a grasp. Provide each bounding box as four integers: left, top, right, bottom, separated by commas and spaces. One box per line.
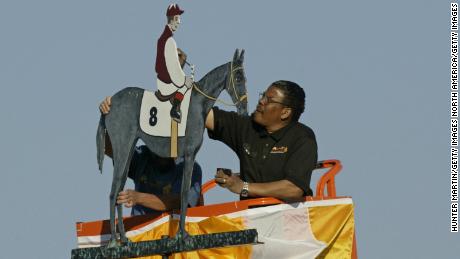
99, 96, 112, 114
215, 169, 244, 195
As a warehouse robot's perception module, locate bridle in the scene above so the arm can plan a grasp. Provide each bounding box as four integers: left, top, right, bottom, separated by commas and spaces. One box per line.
191, 61, 248, 107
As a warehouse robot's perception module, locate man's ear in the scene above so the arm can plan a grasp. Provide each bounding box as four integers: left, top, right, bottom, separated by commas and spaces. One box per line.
280, 107, 292, 121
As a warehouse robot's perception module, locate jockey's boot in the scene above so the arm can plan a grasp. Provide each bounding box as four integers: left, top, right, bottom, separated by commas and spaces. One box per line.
170, 92, 183, 123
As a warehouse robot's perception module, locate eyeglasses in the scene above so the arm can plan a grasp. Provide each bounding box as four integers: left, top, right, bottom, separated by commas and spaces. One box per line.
258, 92, 289, 106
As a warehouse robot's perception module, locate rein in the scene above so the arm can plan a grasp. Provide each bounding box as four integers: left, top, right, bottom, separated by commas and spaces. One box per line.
192, 61, 247, 107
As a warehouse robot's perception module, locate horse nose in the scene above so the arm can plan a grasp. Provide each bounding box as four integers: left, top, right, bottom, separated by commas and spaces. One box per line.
237, 102, 248, 115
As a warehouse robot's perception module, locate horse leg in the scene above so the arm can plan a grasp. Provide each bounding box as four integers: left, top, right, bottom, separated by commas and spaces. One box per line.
108, 136, 136, 247
108, 174, 120, 247
117, 164, 131, 243
177, 154, 196, 240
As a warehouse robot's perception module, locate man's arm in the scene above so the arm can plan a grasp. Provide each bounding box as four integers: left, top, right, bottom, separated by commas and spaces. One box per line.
205, 109, 214, 130
215, 170, 303, 200
117, 189, 180, 211
214, 133, 316, 200
246, 180, 303, 200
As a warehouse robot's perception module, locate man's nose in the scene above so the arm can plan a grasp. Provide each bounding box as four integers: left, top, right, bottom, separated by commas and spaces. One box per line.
258, 96, 268, 105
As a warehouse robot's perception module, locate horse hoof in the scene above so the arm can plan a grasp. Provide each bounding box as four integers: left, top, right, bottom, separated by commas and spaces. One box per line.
121, 236, 130, 245
106, 238, 119, 248
176, 230, 190, 240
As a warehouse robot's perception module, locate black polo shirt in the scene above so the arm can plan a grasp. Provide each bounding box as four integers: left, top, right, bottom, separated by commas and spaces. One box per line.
208, 107, 318, 196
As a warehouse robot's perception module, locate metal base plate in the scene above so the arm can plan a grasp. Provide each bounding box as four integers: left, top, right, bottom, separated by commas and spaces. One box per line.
71, 229, 258, 259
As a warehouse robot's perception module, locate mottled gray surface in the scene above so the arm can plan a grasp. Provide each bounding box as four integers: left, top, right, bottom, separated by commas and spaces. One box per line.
97, 50, 248, 245
71, 229, 257, 258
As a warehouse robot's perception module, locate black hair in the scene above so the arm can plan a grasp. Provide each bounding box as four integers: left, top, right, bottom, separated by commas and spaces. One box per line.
271, 80, 306, 122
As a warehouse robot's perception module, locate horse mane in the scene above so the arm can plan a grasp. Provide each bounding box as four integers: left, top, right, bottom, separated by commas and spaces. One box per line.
196, 62, 230, 90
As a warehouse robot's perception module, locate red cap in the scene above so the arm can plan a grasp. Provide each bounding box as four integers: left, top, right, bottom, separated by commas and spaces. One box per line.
166, 3, 184, 16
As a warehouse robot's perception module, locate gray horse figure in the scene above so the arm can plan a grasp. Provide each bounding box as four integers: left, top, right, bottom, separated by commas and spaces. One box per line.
96, 49, 248, 247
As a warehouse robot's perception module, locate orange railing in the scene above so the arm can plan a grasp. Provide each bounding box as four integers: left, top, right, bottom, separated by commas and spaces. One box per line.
200, 159, 357, 259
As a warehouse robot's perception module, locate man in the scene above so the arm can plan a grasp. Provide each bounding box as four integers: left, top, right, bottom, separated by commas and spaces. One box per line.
155, 3, 193, 123
118, 146, 202, 216
208, 80, 317, 201
99, 108, 202, 216
101, 80, 316, 202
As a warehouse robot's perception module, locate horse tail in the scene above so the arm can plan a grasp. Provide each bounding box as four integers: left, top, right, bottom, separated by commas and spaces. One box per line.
96, 116, 106, 174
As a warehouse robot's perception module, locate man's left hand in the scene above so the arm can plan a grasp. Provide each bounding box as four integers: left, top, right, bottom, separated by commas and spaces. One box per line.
215, 169, 244, 194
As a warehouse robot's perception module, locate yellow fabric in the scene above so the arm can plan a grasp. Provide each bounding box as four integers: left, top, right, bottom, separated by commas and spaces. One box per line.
308, 204, 355, 259
128, 216, 251, 259
120, 201, 356, 258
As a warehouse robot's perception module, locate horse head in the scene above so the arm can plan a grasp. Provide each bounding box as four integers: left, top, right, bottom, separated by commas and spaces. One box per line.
226, 49, 248, 115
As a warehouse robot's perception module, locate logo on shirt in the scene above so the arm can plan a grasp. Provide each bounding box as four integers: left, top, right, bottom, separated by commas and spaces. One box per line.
270, 146, 288, 153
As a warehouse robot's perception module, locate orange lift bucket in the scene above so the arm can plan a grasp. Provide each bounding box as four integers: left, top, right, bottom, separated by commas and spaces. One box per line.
74, 159, 357, 258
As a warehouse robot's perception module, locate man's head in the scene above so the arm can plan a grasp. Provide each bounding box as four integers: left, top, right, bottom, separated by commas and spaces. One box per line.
166, 4, 184, 32
149, 151, 176, 173
253, 80, 306, 132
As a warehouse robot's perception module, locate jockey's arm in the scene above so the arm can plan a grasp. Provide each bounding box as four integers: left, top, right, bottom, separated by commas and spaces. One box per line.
177, 48, 187, 68
165, 38, 186, 87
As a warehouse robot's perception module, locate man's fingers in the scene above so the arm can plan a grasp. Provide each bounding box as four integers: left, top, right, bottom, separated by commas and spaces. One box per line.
214, 176, 228, 186
117, 198, 128, 204
117, 191, 129, 201
103, 102, 110, 112
100, 103, 107, 114
117, 195, 132, 205
99, 96, 112, 114
118, 197, 133, 207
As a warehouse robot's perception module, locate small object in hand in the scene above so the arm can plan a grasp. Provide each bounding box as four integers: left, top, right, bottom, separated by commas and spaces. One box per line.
217, 168, 232, 176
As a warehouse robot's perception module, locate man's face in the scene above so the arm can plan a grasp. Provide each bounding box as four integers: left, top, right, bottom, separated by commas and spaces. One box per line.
151, 153, 175, 172
252, 85, 288, 128
169, 15, 181, 32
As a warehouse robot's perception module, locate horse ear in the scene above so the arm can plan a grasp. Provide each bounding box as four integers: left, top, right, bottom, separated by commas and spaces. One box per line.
239, 49, 245, 63
233, 49, 240, 62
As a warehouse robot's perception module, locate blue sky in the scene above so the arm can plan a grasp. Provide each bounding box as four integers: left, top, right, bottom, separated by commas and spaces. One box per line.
0, 1, 456, 258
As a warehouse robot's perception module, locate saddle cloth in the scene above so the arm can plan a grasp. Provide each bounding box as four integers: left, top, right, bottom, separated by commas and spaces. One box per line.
139, 89, 191, 137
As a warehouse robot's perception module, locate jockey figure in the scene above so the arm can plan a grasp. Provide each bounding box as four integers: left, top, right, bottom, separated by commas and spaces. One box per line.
155, 3, 193, 123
